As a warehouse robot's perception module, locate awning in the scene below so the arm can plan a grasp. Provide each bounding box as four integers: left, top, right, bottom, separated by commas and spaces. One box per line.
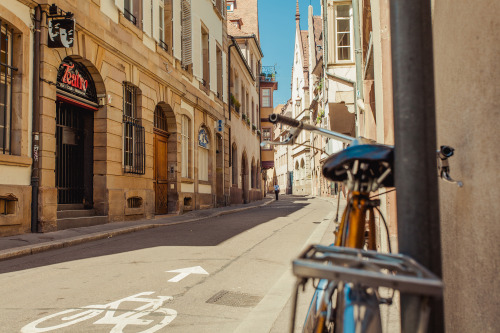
328, 103, 355, 136
261, 161, 274, 169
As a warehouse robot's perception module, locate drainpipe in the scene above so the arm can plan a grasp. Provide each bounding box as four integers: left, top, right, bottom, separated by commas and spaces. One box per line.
390, 1, 443, 332
352, 0, 363, 101
31, 6, 41, 233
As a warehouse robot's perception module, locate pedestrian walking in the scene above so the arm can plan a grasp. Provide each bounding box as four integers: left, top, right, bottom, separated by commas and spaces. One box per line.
274, 184, 280, 200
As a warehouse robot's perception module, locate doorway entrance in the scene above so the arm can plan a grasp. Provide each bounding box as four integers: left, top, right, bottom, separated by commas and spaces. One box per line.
55, 102, 94, 206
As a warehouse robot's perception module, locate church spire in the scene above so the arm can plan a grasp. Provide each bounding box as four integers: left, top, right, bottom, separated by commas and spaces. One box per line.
296, 0, 300, 29
296, 0, 300, 22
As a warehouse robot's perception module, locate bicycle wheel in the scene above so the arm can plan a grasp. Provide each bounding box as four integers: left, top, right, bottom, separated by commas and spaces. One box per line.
21, 308, 103, 332
335, 284, 382, 333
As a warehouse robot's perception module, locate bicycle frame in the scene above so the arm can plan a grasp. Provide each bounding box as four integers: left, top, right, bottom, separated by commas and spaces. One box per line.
335, 192, 376, 250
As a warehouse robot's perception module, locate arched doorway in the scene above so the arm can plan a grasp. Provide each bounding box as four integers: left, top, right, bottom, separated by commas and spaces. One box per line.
241, 152, 248, 203
55, 57, 98, 208
154, 102, 177, 214
216, 133, 224, 206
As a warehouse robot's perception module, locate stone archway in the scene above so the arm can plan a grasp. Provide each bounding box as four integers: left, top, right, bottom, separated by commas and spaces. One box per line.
215, 133, 224, 206
154, 102, 178, 214
241, 152, 249, 203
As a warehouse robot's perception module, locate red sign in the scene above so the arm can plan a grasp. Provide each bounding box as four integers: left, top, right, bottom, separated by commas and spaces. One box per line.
61, 63, 88, 92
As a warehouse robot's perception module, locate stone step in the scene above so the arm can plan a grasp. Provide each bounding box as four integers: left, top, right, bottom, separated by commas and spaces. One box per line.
57, 209, 96, 219
58, 204, 85, 211
57, 216, 108, 231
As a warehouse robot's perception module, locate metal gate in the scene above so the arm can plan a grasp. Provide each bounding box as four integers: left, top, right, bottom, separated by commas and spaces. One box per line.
56, 103, 85, 204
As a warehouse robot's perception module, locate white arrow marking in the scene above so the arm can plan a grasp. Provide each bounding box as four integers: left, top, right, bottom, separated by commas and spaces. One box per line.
166, 266, 209, 283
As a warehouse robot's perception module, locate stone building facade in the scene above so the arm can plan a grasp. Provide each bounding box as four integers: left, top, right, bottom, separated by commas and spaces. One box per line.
0, 2, 34, 236
1, 0, 263, 236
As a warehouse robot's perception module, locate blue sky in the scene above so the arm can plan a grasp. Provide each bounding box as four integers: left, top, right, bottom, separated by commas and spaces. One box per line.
258, 0, 322, 107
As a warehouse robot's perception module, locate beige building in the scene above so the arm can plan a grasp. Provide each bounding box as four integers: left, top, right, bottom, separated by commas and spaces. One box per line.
0, 2, 34, 235
226, 0, 263, 204
0, 0, 264, 236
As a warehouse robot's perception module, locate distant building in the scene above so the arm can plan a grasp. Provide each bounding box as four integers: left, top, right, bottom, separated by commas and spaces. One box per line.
227, 0, 263, 204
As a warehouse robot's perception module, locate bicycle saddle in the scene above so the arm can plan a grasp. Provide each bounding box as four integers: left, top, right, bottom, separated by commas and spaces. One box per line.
322, 144, 394, 187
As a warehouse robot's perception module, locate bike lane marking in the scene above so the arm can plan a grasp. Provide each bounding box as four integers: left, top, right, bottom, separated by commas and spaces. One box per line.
20, 292, 177, 333
166, 265, 209, 282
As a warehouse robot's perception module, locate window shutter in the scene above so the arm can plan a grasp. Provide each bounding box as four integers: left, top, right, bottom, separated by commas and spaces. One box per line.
181, 0, 193, 67
152, 0, 161, 41
115, 0, 125, 13
143, 0, 152, 37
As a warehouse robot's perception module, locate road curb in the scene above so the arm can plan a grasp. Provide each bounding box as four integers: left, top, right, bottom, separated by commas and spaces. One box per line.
0, 199, 274, 262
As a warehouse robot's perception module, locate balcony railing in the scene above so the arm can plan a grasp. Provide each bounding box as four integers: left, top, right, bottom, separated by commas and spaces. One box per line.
260, 65, 277, 82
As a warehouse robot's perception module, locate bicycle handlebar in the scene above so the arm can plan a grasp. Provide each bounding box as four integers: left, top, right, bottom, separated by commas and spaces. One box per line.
269, 114, 301, 127
268, 114, 356, 145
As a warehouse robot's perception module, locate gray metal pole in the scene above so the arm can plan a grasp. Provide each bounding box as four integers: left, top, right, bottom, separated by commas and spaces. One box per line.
389, 1, 444, 332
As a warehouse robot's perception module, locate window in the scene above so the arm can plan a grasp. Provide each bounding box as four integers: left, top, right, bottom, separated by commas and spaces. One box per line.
123, 83, 145, 174
181, 115, 191, 178
262, 88, 271, 107
0, 24, 15, 155
262, 128, 271, 149
201, 27, 210, 88
335, 4, 353, 62
198, 127, 209, 181
158, 0, 173, 53
216, 45, 223, 99
227, 0, 234, 12
181, 0, 193, 69
123, 0, 140, 26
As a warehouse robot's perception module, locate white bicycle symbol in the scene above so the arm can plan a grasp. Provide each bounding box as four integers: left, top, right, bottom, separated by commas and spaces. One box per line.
21, 292, 177, 333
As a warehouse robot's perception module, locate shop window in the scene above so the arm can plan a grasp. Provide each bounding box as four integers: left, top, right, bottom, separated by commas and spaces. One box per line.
123, 82, 145, 174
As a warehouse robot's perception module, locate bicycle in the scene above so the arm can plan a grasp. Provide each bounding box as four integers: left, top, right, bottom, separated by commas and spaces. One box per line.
264, 114, 459, 333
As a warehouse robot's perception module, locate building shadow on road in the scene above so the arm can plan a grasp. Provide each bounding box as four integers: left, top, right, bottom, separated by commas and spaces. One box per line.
0, 197, 312, 274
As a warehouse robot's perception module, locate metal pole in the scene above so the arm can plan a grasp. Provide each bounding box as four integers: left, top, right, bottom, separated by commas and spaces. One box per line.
389, 1, 443, 332
31, 6, 41, 233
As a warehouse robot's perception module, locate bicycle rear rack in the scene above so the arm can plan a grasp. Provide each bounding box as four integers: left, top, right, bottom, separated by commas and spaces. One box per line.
293, 244, 443, 296
290, 245, 443, 333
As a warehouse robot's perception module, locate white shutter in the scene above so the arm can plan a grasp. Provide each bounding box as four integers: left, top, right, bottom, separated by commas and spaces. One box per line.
181, 0, 193, 67
152, 0, 161, 41
115, 0, 125, 13
143, 0, 152, 37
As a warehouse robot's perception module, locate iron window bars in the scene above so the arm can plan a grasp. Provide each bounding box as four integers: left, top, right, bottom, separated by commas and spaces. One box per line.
0, 21, 17, 155
123, 83, 145, 174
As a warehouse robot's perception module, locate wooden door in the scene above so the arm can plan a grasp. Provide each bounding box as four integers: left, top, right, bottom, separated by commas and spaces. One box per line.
154, 134, 168, 214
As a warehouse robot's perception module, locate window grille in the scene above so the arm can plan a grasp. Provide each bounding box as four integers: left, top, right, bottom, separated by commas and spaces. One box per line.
0, 22, 16, 155
154, 105, 168, 132
123, 83, 145, 174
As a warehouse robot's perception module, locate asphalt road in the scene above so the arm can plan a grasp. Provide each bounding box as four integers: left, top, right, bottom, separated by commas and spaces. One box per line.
0, 196, 338, 333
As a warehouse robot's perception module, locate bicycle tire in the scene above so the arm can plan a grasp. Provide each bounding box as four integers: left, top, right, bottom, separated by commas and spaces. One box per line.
21, 308, 103, 332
